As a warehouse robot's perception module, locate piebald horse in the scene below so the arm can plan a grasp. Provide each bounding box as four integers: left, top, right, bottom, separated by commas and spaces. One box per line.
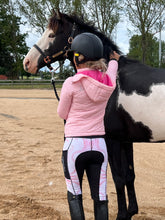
23, 11, 165, 220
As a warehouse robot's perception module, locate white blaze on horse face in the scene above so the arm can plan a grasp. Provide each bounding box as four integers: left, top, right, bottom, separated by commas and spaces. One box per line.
118, 84, 165, 142
23, 28, 55, 74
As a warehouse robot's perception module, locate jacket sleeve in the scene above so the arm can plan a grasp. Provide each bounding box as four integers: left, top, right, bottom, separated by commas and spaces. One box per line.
57, 78, 72, 120
106, 60, 118, 86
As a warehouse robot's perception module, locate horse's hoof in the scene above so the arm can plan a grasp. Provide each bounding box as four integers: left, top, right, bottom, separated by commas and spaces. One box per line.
127, 209, 138, 219
128, 202, 138, 218
128, 208, 138, 217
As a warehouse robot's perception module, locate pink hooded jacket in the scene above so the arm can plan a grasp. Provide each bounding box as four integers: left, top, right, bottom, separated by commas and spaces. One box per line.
57, 60, 118, 137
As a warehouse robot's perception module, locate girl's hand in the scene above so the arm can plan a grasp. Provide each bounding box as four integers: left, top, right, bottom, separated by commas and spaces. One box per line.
110, 51, 120, 61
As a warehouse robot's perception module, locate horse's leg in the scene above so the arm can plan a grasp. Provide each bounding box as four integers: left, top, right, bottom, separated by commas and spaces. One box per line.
105, 136, 127, 220
124, 143, 138, 219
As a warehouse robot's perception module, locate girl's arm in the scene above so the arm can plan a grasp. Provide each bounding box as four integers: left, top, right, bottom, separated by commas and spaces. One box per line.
106, 51, 120, 86
57, 79, 72, 120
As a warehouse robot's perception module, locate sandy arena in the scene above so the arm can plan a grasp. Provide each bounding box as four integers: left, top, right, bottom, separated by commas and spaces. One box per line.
0, 89, 164, 220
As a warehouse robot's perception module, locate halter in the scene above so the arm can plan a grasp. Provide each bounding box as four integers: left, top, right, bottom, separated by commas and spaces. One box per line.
33, 23, 77, 101
33, 22, 77, 71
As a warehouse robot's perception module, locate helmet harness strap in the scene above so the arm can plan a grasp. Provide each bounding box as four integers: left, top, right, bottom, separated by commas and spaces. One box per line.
74, 53, 95, 66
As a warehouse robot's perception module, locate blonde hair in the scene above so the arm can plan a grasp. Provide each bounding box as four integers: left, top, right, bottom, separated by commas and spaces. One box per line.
78, 54, 107, 72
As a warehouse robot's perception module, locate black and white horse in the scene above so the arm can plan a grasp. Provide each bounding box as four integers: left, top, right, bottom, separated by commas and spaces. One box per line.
23, 11, 165, 220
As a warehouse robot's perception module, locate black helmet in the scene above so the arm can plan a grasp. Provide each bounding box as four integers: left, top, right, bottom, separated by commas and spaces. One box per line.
70, 32, 103, 60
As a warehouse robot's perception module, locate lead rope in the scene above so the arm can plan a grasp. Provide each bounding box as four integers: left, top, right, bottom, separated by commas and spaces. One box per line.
50, 62, 66, 135
50, 23, 76, 101
49, 61, 65, 101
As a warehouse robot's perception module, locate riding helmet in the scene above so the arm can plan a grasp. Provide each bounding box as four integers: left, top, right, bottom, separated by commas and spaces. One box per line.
70, 32, 103, 61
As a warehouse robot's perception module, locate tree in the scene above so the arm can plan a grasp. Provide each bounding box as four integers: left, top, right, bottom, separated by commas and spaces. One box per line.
125, 0, 165, 64
88, 0, 122, 36
58, 65, 74, 79
128, 34, 165, 67
0, 0, 28, 79
17, 0, 122, 35
16, 0, 88, 34
16, 0, 50, 34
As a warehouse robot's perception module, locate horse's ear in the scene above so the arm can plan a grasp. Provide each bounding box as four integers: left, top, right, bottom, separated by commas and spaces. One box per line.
56, 9, 62, 20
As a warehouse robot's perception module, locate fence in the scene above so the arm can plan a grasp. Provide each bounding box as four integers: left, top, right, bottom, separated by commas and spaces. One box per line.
0, 79, 64, 89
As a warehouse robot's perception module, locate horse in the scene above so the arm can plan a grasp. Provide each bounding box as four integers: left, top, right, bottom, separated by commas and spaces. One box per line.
23, 10, 165, 220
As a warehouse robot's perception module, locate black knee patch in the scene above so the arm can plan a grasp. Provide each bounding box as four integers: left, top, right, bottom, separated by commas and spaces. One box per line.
62, 150, 70, 179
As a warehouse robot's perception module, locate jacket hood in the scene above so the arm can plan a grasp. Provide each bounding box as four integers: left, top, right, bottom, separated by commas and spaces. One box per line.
72, 74, 115, 102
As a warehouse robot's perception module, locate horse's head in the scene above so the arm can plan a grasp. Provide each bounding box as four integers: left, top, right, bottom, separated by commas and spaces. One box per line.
23, 11, 77, 74
23, 10, 121, 74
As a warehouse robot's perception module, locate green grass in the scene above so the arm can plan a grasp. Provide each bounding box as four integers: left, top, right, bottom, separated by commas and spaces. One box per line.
0, 79, 64, 89
0, 83, 62, 89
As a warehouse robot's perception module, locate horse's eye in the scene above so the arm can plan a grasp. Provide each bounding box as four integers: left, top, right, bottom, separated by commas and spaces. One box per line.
49, 33, 55, 38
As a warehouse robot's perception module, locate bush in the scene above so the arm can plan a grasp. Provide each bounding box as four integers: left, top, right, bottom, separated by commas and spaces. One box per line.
40, 71, 52, 80
58, 66, 75, 79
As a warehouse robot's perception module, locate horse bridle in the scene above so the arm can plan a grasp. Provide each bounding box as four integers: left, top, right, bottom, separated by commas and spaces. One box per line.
33, 23, 77, 101
33, 22, 77, 71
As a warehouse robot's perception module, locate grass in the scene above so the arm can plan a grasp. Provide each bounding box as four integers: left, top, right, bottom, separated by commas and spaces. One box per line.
0, 80, 63, 89
0, 84, 63, 89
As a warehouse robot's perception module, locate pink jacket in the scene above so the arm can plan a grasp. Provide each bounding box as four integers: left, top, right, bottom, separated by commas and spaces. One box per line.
57, 60, 118, 137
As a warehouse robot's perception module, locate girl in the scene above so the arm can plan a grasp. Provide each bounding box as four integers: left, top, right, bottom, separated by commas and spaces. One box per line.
57, 32, 120, 220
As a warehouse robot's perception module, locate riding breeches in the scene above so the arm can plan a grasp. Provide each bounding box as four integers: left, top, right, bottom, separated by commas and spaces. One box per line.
62, 137, 108, 201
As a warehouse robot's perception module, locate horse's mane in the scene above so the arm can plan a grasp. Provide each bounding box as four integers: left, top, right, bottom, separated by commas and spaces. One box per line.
49, 12, 121, 59
49, 12, 103, 35
49, 11, 141, 65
